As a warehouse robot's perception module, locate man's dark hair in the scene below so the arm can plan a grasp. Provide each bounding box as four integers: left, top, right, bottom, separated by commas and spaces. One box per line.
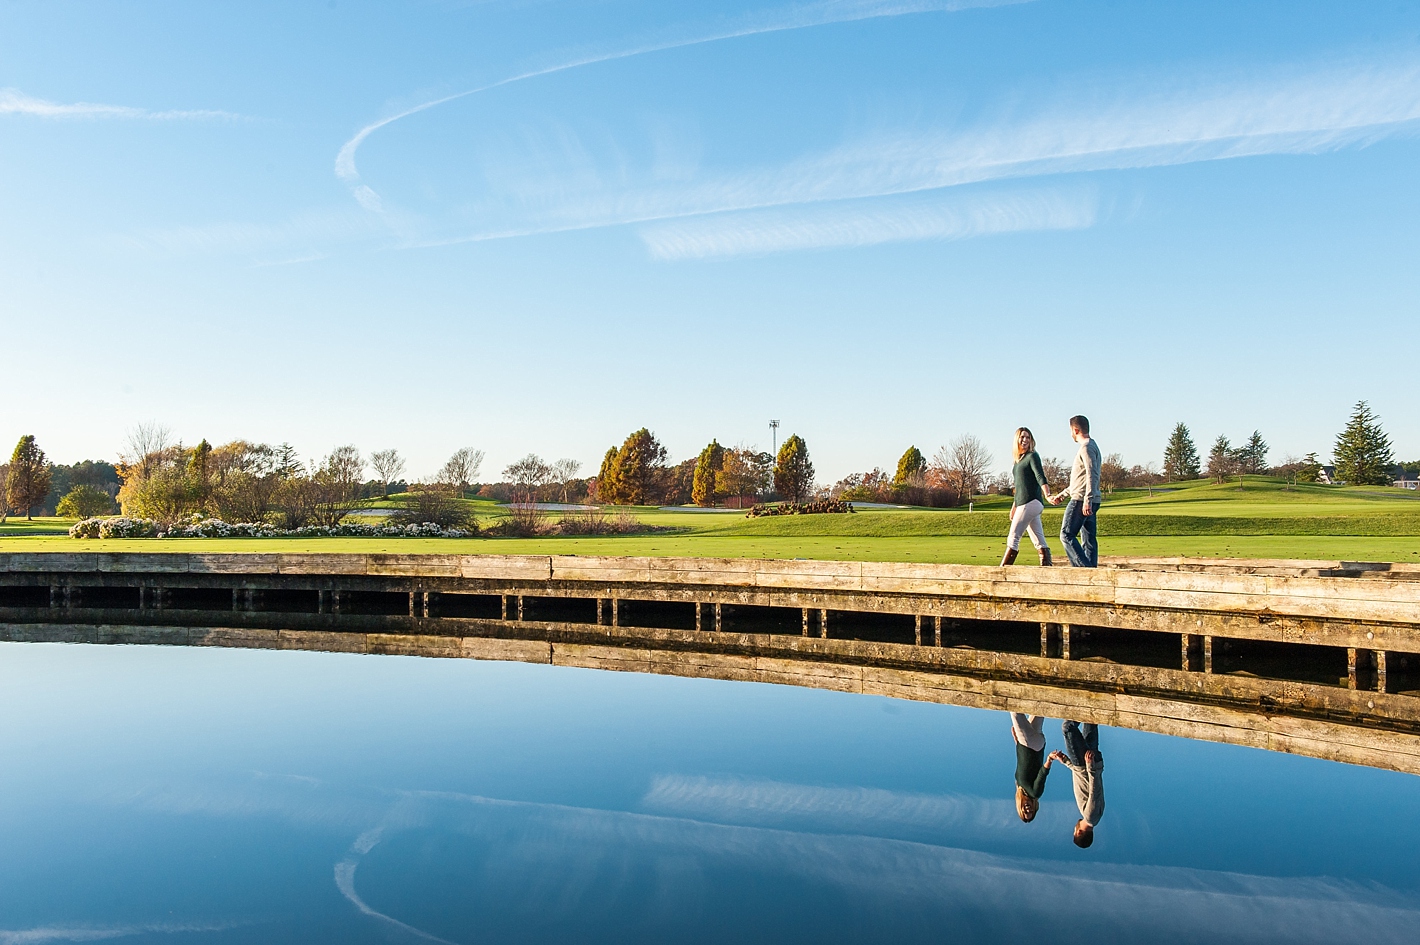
1074, 824, 1094, 848
1070, 415, 1090, 435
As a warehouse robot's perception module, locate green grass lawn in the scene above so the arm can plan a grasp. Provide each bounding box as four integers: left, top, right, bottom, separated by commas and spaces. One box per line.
4, 478, 1418, 563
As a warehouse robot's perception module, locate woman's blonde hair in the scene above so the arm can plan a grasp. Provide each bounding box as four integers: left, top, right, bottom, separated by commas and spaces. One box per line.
1013, 427, 1035, 462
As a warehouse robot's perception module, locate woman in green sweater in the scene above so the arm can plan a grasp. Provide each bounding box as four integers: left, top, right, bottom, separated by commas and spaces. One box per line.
1002, 427, 1054, 567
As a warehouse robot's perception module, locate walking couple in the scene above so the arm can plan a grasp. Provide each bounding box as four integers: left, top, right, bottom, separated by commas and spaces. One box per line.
1003, 414, 1102, 569
1011, 712, 1105, 848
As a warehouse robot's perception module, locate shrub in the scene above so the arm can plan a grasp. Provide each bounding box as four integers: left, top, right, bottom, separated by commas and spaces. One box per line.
67, 516, 160, 539
555, 508, 649, 535
389, 484, 477, 530
70, 515, 473, 539
57, 484, 118, 519
746, 500, 854, 517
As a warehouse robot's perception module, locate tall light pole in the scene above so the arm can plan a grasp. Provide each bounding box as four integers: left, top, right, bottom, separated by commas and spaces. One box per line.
769, 420, 780, 457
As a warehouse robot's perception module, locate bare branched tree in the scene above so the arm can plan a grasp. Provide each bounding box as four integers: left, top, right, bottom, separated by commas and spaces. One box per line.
504, 454, 552, 506
120, 422, 174, 481
439, 448, 484, 496
932, 435, 993, 505
370, 448, 406, 497
311, 445, 365, 526
1100, 452, 1128, 495
550, 458, 581, 503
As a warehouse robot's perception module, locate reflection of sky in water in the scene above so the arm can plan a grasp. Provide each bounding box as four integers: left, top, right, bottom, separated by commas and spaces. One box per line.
1, 642, 1417, 944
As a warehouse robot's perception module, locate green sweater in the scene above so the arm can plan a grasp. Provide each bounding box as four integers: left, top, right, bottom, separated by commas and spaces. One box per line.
1012, 451, 1049, 508
1015, 741, 1050, 799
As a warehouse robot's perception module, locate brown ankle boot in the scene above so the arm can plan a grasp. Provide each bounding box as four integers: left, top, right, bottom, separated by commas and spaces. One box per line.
1038, 546, 1053, 567
1000, 548, 1019, 566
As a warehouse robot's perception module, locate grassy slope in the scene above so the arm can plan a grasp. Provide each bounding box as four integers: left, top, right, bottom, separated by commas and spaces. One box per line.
3, 479, 1417, 563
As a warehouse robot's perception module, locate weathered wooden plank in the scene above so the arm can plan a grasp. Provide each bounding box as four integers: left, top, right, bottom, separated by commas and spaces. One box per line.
185, 554, 283, 574
276, 554, 372, 575
461, 636, 552, 665
366, 554, 464, 578
459, 555, 553, 581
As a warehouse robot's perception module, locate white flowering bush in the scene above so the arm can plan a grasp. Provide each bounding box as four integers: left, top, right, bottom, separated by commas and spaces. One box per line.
70, 517, 160, 539
164, 518, 280, 538
286, 522, 473, 538
69, 518, 103, 539
71, 516, 472, 540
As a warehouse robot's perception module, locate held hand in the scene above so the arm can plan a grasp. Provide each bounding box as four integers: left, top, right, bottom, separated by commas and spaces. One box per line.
1048, 751, 1068, 764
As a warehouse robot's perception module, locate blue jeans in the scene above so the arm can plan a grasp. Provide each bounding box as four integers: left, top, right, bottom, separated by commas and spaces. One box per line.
1062, 720, 1099, 767
1060, 498, 1098, 567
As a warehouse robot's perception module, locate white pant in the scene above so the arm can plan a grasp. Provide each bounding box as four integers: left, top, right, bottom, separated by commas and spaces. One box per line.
1011, 713, 1046, 751
1007, 499, 1047, 551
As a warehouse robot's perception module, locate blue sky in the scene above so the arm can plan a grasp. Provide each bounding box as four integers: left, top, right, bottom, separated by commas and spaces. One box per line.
3, 0, 1418, 482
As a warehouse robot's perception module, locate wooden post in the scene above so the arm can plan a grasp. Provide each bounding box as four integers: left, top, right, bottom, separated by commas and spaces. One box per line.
612, 598, 620, 627
1060, 624, 1074, 661
819, 609, 828, 639
517, 595, 524, 622
331, 590, 340, 615
596, 598, 606, 625
421, 591, 430, 619
1348, 648, 1376, 691
500, 595, 509, 621
695, 602, 703, 633
138, 586, 148, 610
914, 615, 922, 646
50, 585, 60, 609
803, 608, 811, 637
714, 602, 722, 633
1203, 635, 1214, 674
409, 592, 417, 618
62, 585, 72, 609
1040, 622, 1052, 658
1377, 650, 1389, 694
1183, 633, 1204, 672
934, 615, 942, 647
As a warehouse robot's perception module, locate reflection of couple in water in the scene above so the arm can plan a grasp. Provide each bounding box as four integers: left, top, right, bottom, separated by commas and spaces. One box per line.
1011, 713, 1105, 848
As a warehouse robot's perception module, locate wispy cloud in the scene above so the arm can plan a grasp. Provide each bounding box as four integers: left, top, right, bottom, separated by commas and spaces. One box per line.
706, 54, 1420, 209
0, 922, 239, 944
329, 784, 1420, 945
120, 206, 389, 260
335, 0, 1029, 189
0, 88, 240, 121
366, 50, 1420, 258
639, 184, 1097, 258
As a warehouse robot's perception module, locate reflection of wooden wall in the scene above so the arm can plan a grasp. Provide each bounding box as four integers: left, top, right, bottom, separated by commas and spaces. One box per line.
4, 552, 1420, 774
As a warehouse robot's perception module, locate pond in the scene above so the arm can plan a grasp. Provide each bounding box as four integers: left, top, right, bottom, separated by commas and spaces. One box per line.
1, 641, 1417, 944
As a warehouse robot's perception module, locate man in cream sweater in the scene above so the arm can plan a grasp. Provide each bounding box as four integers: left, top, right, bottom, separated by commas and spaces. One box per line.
1049, 415, 1102, 568
1050, 720, 1105, 848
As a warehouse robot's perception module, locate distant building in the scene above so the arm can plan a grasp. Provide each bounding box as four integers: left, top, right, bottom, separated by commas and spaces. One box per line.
1318, 465, 1340, 485
1395, 467, 1420, 490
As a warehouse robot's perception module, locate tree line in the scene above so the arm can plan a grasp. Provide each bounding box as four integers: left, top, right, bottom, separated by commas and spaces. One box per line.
1160, 401, 1399, 486
0, 400, 1408, 523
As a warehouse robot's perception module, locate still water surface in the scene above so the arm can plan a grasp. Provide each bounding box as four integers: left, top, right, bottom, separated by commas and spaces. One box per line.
1, 641, 1418, 944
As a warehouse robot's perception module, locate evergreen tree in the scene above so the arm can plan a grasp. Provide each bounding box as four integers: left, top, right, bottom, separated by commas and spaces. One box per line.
1238, 431, 1269, 474
7, 435, 53, 520
892, 446, 925, 487
773, 434, 814, 503
188, 438, 214, 507
1162, 423, 1201, 481
594, 446, 620, 504
691, 440, 724, 507
1206, 435, 1234, 484
607, 429, 667, 505
1333, 401, 1394, 485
